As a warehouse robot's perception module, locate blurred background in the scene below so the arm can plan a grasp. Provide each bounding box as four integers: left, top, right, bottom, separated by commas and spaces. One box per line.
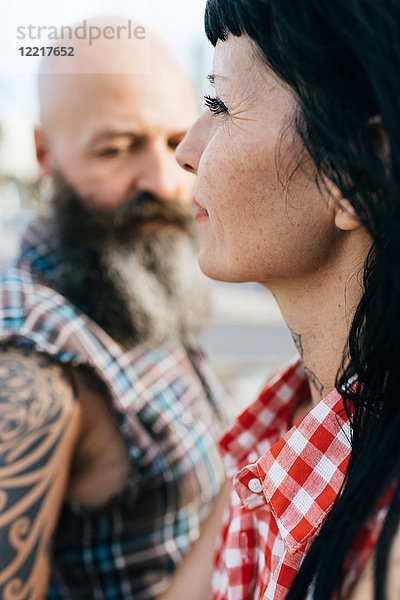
0, 0, 296, 417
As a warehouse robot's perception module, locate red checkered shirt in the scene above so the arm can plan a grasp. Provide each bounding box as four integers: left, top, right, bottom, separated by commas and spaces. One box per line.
212, 358, 387, 600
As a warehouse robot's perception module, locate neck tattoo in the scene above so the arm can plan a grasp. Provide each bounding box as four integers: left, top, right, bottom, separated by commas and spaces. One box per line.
289, 327, 325, 398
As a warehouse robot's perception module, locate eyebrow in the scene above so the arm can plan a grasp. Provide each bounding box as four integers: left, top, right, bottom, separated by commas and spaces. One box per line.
91, 129, 189, 146
91, 131, 140, 145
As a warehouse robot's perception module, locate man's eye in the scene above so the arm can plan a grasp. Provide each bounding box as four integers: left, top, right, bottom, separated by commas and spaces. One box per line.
98, 148, 124, 157
168, 137, 184, 150
204, 95, 229, 115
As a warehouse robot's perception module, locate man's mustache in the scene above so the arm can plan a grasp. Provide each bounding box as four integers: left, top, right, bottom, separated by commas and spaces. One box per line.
83, 192, 196, 233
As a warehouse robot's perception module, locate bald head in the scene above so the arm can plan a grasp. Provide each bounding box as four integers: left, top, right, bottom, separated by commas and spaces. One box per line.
38, 17, 195, 135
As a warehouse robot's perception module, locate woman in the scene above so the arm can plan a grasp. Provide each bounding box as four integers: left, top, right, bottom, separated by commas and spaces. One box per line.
175, 0, 400, 598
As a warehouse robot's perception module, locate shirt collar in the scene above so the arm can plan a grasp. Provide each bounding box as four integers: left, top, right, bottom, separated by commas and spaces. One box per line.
219, 357, 310, 478
221, 358, 351, 554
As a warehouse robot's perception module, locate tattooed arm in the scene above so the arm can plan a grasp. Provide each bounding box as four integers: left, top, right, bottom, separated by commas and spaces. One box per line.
0, 346, 82, 600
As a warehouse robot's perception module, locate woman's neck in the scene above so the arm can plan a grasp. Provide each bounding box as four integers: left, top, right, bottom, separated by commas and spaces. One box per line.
264, 229, 371, 406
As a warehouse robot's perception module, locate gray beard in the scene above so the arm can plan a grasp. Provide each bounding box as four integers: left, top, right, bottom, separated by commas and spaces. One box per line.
100, 229, 212, 348
42, 178, 212, 348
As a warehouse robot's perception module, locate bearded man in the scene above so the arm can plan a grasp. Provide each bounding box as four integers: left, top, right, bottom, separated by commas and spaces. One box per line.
0, 19, 227, 600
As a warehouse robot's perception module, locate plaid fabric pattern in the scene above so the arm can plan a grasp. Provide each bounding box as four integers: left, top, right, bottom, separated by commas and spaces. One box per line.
0, 218, 226, 600
212, 358, 385, 600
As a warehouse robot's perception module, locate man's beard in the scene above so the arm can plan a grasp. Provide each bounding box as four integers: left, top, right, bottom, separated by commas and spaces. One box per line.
45, 175, 212, 348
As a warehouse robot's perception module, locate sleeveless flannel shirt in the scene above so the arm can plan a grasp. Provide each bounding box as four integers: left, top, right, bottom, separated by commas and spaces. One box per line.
0, 218, 226, 600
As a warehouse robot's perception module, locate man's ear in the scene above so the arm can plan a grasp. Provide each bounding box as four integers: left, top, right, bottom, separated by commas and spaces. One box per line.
34, 127, 53, 176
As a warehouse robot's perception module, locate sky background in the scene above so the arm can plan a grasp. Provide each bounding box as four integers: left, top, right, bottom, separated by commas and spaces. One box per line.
1, 0, 213, 123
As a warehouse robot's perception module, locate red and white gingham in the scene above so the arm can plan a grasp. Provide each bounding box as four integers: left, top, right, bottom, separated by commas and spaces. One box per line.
212, 358, 385, 600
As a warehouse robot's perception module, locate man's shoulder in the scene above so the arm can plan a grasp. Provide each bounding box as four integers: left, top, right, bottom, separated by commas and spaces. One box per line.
0, 258, 86, 352
0, 257, 53, 312
0, 344, 77, 408
0, 343, 81, 461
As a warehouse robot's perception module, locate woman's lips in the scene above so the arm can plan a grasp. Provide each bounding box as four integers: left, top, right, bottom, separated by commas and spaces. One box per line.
194, 198, 209, 222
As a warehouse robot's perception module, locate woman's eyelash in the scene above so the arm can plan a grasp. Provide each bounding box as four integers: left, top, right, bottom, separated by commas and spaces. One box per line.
204, 94, 229, 115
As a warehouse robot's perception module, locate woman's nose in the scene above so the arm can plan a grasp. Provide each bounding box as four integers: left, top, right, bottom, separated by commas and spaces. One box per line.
175, 111, 215, 175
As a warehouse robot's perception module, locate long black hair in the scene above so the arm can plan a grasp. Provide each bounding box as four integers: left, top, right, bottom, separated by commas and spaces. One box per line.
205, 1, 400, 598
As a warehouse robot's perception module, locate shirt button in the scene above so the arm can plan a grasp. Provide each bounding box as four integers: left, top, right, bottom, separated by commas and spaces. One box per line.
181, 410, 195, 426
248, 478, 263, 493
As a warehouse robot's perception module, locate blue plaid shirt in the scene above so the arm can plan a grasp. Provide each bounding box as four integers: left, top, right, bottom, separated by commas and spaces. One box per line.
0, 218, 226, 599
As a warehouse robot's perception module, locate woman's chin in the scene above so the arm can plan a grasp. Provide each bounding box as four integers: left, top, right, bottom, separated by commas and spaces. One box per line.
198, 253, 249, 284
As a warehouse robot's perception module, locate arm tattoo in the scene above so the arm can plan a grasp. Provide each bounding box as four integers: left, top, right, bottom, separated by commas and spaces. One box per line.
0, 346, 76, 599
289, 328, 325, 397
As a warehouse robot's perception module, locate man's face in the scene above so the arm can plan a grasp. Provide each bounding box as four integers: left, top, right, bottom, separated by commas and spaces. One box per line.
38, 68, 198, 213
35, 56, 211, 347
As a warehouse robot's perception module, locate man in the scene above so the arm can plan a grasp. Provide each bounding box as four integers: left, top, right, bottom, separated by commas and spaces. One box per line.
0, 18, 226, 600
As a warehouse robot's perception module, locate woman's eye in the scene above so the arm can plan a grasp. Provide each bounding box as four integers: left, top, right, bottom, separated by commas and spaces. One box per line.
204, 94, 229, 115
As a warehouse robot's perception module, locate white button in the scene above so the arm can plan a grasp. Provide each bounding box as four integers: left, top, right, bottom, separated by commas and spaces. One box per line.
181, 411, 194, 426
248, 478, 263, 493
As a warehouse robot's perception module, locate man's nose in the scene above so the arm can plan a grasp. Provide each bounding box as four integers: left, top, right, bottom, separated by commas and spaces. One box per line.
175, 111, 214, 175
135, 141, 183, 201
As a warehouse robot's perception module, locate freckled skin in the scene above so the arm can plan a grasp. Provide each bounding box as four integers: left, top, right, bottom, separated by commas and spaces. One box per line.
176, 33, 372, 406
177, 35, 343, 284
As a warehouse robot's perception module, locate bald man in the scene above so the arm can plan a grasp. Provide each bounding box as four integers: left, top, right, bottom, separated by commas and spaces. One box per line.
0, 19, 227, 600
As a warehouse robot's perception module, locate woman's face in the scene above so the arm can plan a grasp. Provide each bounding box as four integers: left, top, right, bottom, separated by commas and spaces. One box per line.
176, 34, 342, 283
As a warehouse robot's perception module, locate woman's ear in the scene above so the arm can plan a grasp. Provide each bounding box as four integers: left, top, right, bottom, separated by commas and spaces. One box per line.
332, 115, 389, 232
325, 178, 361, 232
334, 197, 361, 231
